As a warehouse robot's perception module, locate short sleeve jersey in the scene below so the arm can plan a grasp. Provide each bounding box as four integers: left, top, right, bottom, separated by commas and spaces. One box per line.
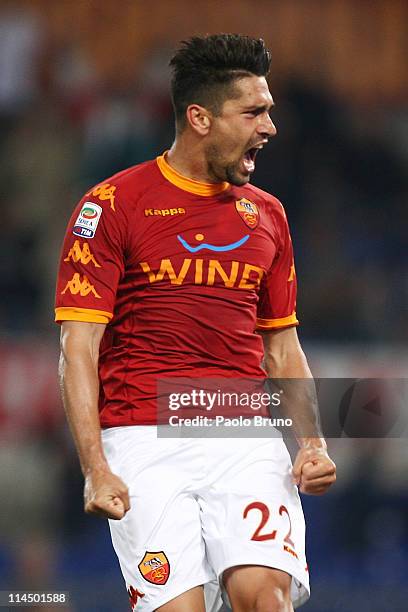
55, 154, 298, 426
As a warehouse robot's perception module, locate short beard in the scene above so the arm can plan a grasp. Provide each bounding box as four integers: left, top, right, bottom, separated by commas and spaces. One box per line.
225, 164, 249, 186
205, 144, 249, 187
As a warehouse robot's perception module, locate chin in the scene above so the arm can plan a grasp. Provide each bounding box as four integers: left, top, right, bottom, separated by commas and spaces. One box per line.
226, 169, 251, 187
211, 160, 251, 186
231, 176, 250, 187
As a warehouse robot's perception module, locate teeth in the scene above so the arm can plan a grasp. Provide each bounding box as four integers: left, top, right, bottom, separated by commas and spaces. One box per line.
242, 155, 255, 173
242, 144, 265, 173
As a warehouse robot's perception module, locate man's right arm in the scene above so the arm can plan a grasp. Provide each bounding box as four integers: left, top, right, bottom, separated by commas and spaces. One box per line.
59, 320, 130, 520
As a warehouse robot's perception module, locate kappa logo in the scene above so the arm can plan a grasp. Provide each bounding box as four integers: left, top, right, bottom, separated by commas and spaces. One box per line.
127, 585, 145, 610
61, 273, 101, 298
144, 207, 185, 217
88, 183, 116, 211
283, 544, 299, 560
235, 198, 259, 229
73, 202, 103, 239
64, 240, 101, 267
138, 551, 170, 585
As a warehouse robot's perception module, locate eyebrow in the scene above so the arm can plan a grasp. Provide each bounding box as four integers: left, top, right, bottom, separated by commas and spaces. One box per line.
242, 102, 275, 113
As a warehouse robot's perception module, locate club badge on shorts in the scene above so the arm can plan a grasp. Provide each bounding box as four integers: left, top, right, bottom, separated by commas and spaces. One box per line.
138, 551, 170, 585
235, 198, 259, 229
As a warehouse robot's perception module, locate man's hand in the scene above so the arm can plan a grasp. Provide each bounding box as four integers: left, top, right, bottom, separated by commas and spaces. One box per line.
292, 445, 336, 495
84, 468, 130, 519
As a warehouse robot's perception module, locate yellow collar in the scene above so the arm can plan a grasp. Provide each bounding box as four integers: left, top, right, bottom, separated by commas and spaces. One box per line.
156, 152, 230, 196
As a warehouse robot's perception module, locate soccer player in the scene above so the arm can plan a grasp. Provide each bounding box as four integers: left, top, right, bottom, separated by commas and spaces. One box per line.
56, 34, 336, 612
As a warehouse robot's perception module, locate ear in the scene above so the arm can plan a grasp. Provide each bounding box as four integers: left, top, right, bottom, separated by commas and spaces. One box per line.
185, 104, 212, 135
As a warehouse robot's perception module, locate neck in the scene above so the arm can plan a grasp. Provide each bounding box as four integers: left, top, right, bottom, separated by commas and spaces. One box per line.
167, 135, 221, 184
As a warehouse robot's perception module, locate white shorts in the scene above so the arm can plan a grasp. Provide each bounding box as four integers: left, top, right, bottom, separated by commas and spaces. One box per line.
102, 426, 310, 611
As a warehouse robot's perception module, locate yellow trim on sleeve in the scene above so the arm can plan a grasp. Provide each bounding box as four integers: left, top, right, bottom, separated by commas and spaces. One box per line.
156, 152, 230, 196
55, 307, 113, 324
256, 313, 299, 330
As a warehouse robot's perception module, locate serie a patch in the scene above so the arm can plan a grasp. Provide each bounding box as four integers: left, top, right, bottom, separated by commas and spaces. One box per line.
73, 202, 102, 239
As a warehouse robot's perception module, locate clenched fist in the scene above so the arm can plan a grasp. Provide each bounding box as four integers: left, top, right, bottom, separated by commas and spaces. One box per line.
292, 444, 336, 495
84, 468, 130, 519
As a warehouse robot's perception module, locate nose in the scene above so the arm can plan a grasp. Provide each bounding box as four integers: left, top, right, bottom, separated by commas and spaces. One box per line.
258, 113, 277, 138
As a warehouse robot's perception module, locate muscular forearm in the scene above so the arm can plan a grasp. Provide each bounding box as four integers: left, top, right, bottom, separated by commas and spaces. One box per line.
262, 331, 325, 449
59, 324, 109, 475
59, 322, 130, 519
262, 328, 336, 494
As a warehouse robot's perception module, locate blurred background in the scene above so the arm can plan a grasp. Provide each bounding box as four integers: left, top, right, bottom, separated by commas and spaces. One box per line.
0, 0, 407, 610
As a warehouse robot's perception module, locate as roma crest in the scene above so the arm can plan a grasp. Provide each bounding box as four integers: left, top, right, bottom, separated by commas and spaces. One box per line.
138, 551, 170, 585
235, 198, 259, 229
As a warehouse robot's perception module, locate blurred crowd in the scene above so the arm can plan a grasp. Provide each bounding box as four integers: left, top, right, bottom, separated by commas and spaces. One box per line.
0, 3, 407, 611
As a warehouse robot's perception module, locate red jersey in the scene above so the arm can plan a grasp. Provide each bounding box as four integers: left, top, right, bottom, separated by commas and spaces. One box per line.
55, 153, 298, 426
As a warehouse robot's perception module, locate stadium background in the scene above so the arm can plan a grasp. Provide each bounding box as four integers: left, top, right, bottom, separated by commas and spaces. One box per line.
0, 0, 407, 610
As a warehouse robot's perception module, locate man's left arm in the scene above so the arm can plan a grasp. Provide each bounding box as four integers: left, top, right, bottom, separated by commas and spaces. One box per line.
261, 326, 336, 495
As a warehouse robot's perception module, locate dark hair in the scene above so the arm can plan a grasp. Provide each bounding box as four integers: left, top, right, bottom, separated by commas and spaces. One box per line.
169, 34, 271, 130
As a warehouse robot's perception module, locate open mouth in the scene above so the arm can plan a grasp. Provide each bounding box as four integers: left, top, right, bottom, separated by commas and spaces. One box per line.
242, 146, 262, 174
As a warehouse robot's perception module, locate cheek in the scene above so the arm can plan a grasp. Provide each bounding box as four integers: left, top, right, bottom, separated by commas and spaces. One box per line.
213, 121, 244, 150
218, 134, 245, 159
